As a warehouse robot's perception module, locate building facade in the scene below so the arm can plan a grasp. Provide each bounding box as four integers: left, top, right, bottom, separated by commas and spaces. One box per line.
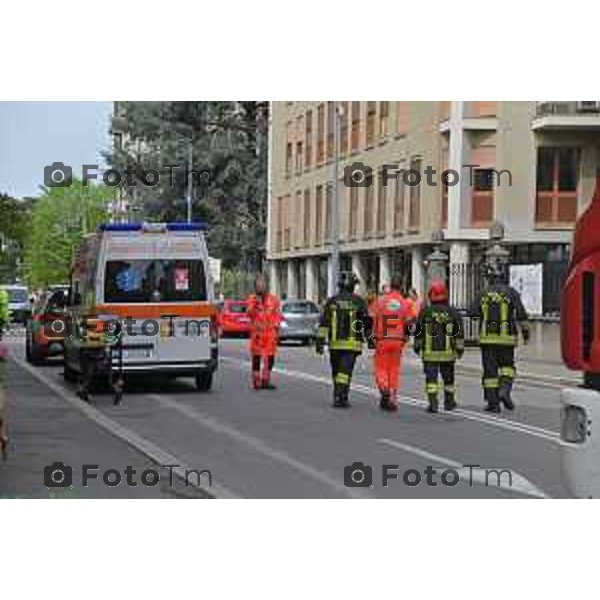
267, 101, 600, 311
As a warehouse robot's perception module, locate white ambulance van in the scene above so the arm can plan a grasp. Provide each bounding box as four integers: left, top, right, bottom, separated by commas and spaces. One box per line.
62, 222, 218, 391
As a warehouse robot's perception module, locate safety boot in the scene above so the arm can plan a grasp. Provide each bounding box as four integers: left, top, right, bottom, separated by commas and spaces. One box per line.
332, 384, 345, 408
338, 387, 351, 408
444, 393, 457, 412
498, 381, 514, 410
484, 388, 501, 413
379, 389, 390, 411
262, 374, 277, 390
426, 393, 438, 413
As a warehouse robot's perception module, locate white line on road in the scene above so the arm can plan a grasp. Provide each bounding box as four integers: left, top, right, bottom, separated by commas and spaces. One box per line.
11, 356, 238, 499
148, 393, 364, 499
378, 438, 550, 499
222, 357, 560, 444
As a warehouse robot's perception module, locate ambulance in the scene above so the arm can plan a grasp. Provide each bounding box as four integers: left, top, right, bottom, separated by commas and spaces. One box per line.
62, 222, 218, 391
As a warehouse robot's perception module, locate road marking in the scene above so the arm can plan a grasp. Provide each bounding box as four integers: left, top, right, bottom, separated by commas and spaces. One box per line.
148, 393, 364, 498
378, 438, 550, 499
222, 357, 560, 443
11, 355, 238, 499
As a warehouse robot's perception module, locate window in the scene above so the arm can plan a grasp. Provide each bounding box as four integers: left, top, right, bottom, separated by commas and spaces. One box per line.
327, 101, 335, 160
305, 110, 312, 168
351, 101, 361, 151
377, 171, 387, 234
349, 185, 359, 238
366, 101, 376, 147
339, 101, 349, 156
295, 191, 302, 247
315, 184, 323, 244
276, 196, 283, 251
325, 184, 332, 241
393, 172, 405, 232
535, 147, 579, 225
284, 195, 292, 250
303, 188, 311, 246
396, 102, 409, 135
317, 104, 325, 164
285, 123, 294, 179
471, 168, 495, 225
379, 101, 389, 138
104, 260, 207, 303
364, 184, 374, 237
408, 157, 421, 231
295, 115, 304, 174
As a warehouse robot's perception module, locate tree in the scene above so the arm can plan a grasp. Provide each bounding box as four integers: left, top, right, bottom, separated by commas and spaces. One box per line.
24, 180, 112, 288
106, 101, 269, 272
0, 193, 30, 283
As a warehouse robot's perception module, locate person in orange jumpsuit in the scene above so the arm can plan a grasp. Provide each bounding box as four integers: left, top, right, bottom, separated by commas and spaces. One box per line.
246, 274, 282, 390
371, 276, 417, 411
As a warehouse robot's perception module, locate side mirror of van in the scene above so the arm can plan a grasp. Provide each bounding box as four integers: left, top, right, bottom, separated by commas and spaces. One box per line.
72, 292, 82, 306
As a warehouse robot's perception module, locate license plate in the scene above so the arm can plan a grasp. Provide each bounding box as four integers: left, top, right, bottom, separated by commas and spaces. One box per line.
123, 347, 151, 359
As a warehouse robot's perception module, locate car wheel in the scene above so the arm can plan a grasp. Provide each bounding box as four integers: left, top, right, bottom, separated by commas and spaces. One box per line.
195, 371, 213, 392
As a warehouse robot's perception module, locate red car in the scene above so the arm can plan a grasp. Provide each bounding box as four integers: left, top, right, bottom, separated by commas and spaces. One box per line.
217, 300, 251, 337
25, 289, 69, 364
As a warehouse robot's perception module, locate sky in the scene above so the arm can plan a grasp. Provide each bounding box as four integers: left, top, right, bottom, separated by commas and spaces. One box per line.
0, 101, 113, 198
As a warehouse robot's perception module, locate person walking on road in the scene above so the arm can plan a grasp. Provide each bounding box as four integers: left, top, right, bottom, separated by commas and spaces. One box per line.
246, 274, 282, 390
316, 272, 371, 408
414, 280, 464, 413
371, 276, 417, 411
468, 264, 530, 412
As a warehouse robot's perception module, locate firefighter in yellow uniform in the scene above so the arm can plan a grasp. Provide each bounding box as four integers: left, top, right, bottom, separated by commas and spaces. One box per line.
469, 264, 530, 412
414, 280, 464, 413
316, 272, 371, 408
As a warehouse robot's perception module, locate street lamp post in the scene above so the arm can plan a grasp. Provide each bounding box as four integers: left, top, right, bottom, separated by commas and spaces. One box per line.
329, 102, 342, 297
186, 137, 194, 224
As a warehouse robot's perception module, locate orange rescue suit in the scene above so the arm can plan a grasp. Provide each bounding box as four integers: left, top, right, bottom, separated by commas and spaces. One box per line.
372, 292, 416, 394
246, 293, 282, 357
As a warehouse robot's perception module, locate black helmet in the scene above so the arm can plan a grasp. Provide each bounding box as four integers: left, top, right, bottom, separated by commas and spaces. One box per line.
485, 262, 507, 283
337, 271, 359, 293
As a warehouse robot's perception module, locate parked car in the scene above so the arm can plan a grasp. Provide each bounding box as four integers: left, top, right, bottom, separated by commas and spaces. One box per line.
0, 284, 31, 325
25, 289, 69, 364
218, 300, 251, 337
279, 300, 320, 345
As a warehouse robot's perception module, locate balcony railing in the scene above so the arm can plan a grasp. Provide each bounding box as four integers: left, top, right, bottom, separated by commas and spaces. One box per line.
535, 101, 600, 117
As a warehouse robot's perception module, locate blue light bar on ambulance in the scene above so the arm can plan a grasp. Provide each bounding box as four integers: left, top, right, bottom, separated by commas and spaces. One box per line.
98, 222, 207, 232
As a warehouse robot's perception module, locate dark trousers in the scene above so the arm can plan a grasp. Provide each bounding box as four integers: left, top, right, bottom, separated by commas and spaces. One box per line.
252, 355, 274, 374
423, 361, 455, 399
329, 350, 359, 391
480, 344, 515, 404
79, 348, 104, 394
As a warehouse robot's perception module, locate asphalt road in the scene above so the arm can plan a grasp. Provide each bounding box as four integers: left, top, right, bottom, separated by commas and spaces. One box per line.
0, 334, 571, 498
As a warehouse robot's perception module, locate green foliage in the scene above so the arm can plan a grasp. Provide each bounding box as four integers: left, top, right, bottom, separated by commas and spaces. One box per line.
0, 193, 30, 284
106, 101, 268, 272
24, 180, 112, 288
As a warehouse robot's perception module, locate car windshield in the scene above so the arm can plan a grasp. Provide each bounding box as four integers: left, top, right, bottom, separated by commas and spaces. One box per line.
282, 301, 318, 314
227, 303, 247, 314
7, 288, 28, 303
104, 259, 206, 303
